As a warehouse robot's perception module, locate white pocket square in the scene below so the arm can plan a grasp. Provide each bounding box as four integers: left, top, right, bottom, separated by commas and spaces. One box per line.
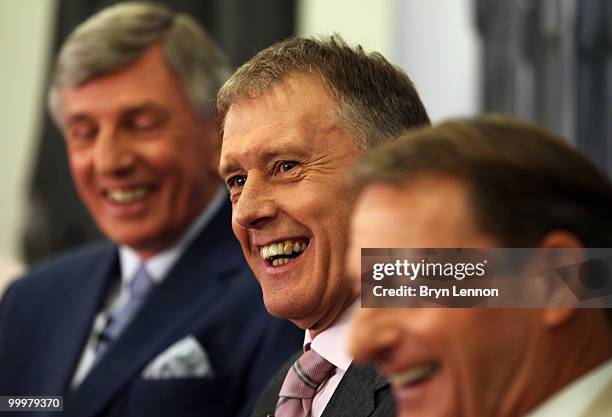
141, 335, 215, 380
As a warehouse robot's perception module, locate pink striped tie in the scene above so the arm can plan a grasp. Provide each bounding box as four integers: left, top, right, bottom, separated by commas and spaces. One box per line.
275, 349, 336, 417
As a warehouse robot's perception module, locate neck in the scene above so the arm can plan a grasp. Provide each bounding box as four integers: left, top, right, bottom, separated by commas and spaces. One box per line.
501, 311, 612, 417
308, 294, 356, 339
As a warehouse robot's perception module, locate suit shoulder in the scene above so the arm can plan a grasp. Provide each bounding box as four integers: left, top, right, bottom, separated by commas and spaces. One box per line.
323, 363, 395, 417
6, 241, 115, 298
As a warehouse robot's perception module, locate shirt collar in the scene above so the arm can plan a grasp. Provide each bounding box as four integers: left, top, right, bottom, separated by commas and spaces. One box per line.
525, 357, 612, 417
119, 186, 226, 285
304, 301, 358, 372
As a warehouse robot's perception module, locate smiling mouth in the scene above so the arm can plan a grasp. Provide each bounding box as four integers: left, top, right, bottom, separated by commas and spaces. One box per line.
259, 239, 310, 266
104, 186, 154, 204
388, 363, 439, 388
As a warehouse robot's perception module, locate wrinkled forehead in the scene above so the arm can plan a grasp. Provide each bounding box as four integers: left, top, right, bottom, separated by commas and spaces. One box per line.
219, 78, 347, 174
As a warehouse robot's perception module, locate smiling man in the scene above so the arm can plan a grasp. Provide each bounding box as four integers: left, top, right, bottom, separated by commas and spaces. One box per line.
348, 115, 612, 417
218, 36, 430, 417
0, 3, 302, 417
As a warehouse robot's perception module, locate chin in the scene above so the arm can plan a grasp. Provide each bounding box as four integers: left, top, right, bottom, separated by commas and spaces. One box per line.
105, 229, 151, 248
261, 293, 316, 328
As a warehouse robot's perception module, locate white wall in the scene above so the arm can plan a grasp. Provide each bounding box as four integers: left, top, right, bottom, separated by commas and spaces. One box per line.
393, 0, 481, 121
298, 0, 480, 123
297, 0, 394, 58
0, 0, 57, 263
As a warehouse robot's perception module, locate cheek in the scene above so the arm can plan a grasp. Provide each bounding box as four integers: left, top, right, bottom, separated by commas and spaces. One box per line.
312, 191, 353, 230
68, 152, 94, 192
231, 218, 250, 249
179, 128, 218, 172
405, 311, 476, 366
139, 143, 176, 174
424, 312, 524, 386
142, 146, 204, 195
67, 147, 88, 171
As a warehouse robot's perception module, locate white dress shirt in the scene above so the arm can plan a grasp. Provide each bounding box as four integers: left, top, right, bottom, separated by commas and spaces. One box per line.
305, 302, 357, 417
525, 358, 612, 417
70, 187, 226, 387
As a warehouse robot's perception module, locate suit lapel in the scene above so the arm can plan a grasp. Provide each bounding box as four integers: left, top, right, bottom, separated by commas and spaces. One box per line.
43, 245, 118, 396
66, 201, 243, 417
320, 363, 391, 417
252, 352, 300, 417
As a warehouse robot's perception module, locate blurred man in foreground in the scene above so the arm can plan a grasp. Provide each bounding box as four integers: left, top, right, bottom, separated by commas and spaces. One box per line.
218, 36, 430, 417
0, 3, 301, 417
348, 115, 612, 417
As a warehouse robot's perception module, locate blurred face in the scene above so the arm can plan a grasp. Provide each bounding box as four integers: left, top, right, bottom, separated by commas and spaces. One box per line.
60, 45, 220, 259
219, 76, 359, 332
348, 177, 548, 417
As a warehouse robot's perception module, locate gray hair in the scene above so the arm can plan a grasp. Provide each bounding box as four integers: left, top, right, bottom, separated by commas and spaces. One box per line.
48, 1, 231, 127
217, 35, 430, 150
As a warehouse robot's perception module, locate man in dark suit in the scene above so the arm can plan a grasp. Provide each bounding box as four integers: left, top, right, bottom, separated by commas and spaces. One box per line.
0, 3, 302, 417
348, 115, 612, 417
217, 36, 430, 417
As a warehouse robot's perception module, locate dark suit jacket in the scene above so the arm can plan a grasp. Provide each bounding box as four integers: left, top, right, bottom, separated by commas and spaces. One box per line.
252, 352, 395, 417
0, 201, 303, 417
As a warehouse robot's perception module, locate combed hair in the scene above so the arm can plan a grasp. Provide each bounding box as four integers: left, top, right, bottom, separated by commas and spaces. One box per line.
217, 35, 430, 149
48, 1, 230, 126
352, 114, 612, 248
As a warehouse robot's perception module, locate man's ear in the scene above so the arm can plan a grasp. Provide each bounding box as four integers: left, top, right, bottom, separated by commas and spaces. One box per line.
541, 308, 574, 328
538, 231, 584, 328
539, 231, 583, 250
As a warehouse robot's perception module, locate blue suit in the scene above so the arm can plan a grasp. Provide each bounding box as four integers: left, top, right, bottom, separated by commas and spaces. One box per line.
0, 201, 302, 417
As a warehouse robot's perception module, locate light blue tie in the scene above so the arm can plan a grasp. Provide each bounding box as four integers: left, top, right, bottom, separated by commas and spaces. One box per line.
95, 264, 154, 360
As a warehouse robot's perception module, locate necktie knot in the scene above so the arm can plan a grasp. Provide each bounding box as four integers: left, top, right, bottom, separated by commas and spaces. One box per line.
276, 349, 335, 417
95, 264, 154, 358
129, 264, 154, 299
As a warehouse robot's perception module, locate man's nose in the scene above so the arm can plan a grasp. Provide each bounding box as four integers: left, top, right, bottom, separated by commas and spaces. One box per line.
349, 308, 402, 363
233, 176, 277, 229
93, 128, 136, 176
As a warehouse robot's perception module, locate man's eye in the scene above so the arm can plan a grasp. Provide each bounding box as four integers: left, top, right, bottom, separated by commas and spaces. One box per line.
67, 123, 97, 142
277, 161, 299, 173
128, 113, 160, 131
227, 175, 246, 189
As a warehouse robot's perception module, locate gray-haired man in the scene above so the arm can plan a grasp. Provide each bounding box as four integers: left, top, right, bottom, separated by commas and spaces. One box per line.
218, 35, 430, 417
0, 3, 301, 417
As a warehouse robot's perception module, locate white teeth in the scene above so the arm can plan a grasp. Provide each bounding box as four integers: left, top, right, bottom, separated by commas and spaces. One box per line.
388, 364, 437, 387
107, 187, 149, 204
272, 258, 291, 266
260, 239, 309, 261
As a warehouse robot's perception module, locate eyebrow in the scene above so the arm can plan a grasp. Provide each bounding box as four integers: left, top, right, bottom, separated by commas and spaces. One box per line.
64, 101, 166, 126
65, 113, 94, 126
218, 160, 241, 178
122, 102, 166, 116
219, 147, 310, 179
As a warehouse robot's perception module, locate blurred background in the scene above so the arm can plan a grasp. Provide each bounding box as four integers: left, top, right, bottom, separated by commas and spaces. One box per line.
0, 0, 610, 291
